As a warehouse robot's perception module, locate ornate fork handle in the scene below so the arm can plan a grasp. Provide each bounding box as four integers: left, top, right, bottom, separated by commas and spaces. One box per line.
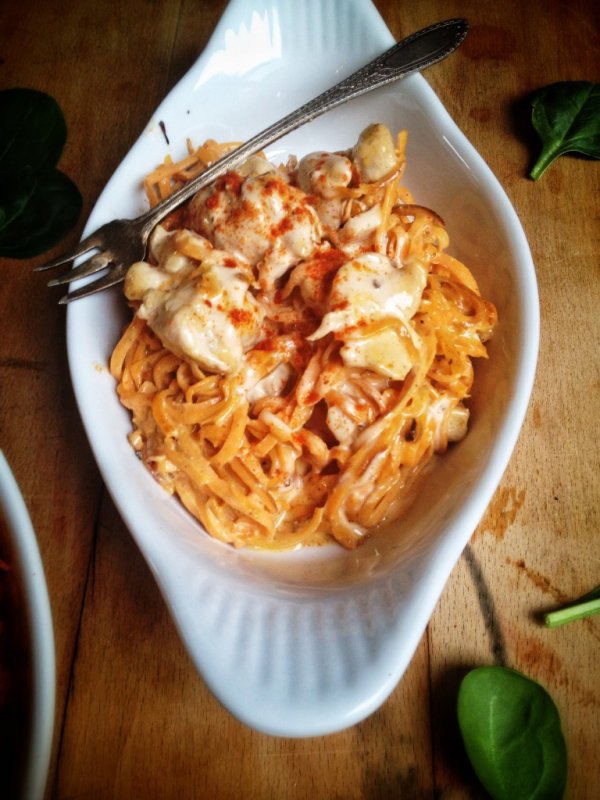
137, 18, 468, 235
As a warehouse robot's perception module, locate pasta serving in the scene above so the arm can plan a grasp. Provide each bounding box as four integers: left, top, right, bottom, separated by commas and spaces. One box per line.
110, 124, 497, 550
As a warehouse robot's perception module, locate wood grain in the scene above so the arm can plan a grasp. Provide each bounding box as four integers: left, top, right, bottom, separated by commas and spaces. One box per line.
1, 0, 598, 798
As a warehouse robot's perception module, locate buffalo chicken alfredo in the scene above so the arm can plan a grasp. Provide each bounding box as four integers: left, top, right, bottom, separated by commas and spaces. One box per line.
111, 124, 497, 549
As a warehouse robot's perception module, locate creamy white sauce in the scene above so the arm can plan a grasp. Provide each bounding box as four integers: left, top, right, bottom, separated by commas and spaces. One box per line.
297, 152, 353, 199
187, 169, 322, 290
307, 252, 427, 380
338, 204, 382, 256
326, 405, 356, 445
352, 123, 399, 182
296, 151, 353, 230
124, 227, 263, 374
246, 362, 292, 403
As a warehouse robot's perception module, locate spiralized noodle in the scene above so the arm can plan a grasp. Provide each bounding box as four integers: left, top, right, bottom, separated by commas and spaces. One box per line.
111, 125, 497, 550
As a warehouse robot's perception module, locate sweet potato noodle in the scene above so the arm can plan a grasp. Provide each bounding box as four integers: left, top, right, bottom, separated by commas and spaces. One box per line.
110, 125, 497, 550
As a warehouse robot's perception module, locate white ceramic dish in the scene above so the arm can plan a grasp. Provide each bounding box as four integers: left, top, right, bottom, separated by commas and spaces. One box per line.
66, 0, 538, 736
0, 450, 55, 798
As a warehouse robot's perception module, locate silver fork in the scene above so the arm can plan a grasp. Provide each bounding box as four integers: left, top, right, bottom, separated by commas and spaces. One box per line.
37, 19, 467, 304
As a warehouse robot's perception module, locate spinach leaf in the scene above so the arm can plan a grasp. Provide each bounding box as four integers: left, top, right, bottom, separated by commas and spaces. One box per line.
529, 81, 600, 179
0, 88, 67, 174
0, 169, 81, 259
458, 666, 567, 800
0, 166, 37, 232
544, 583, 600, 628
0, 88, 81, 259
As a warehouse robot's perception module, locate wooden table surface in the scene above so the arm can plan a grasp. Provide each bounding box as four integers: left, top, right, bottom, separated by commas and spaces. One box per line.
1, 1, 598, 798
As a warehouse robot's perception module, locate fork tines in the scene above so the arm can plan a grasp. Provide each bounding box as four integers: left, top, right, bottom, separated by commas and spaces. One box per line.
57, 262, 128, 304
34, 230, 103, 273
46, 252, 111, 288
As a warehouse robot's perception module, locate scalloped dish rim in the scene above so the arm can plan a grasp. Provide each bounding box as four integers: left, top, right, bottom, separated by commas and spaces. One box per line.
65, 0, 538, 736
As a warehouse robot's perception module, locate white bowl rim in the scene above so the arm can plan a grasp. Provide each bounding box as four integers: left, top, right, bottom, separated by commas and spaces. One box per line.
0, 450, 55, 799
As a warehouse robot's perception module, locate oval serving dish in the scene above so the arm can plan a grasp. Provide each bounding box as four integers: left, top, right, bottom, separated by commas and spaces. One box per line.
66, 0, 538, 736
